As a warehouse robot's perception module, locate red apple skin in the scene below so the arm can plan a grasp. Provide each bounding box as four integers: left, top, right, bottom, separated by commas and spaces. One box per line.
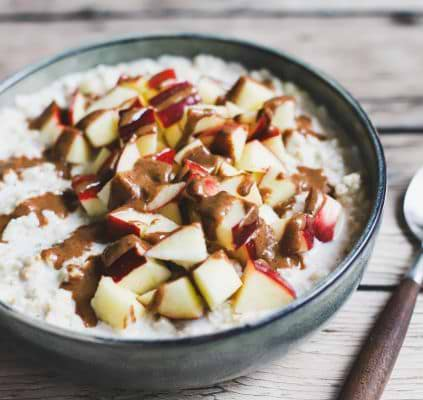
153, 148, 176, 165
252, 259, 296, 299
105, 249, 146, 283
148, 69, 176, 89
156, 95, 200, 128
249, 113, 270, 140
303, 215, 315, 250
313, 196, 341, 242
232, 219, 259, 250
185, 159, 209, 179
149, 81, 192, 107
119, 107, 155, 141
71, 174, 102, 200
107, 212, 142, 237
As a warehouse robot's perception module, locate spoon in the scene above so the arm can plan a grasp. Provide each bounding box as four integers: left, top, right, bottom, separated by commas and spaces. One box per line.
338, 167, 423, 400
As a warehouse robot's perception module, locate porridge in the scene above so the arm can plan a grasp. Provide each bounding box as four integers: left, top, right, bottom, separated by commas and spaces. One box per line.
0, 55, 366, 338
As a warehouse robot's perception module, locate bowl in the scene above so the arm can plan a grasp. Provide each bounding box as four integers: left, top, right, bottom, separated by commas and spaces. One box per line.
0, 34, 386, 390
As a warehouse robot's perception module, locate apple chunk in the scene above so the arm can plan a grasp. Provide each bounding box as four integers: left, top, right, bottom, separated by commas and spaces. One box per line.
53, 127, 91, 164
219, 174, 262, 206
197, 77, 224, 104
279, 213, 314, 255
85, 86, 139, 114
29, 101, 64, 146
226, 76, 274, 111
146, 222, 208, 269
119, 258, 171, 295
72, 174, 107, 216
115, 141, 141, 173
78, 109, 119, 147
258, 168, 296, 207
107, 207, 178, 238
236, 140, 283, 172
91, 276, 144, 329
193, 251, 242, 310
210, 123, 247, 163
152, 277, 204, 319
69, 90, 88, 125
232, 259, 296, 313
314, 195, 342, 242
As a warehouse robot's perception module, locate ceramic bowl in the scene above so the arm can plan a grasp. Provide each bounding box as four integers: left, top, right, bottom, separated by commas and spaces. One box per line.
0, 34, 386, 390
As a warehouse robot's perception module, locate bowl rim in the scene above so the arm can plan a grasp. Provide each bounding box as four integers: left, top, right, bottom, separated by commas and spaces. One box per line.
0, 33, 386, 347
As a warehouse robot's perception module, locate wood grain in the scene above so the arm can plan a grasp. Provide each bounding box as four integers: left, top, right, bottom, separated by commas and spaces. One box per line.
0, 17, 421, 105
2, 0, 423, 15
338, 278, 420, 400
1, 291, 423, 400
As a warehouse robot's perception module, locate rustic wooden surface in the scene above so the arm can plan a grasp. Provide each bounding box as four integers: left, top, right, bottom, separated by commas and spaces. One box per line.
0, 1, 422, 399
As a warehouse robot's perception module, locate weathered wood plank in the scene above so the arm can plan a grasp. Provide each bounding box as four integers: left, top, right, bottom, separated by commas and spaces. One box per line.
2, 0, 423, 15
0, 18, 421, 104
363, 134, 422, 287
1, 291, 423, 399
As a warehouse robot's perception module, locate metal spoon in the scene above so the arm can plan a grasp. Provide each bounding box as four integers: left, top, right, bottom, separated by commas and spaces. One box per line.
338, 167, 423, 400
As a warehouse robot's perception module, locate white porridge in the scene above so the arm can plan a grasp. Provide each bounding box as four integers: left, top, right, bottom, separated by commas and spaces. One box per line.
0, 55, 367, 338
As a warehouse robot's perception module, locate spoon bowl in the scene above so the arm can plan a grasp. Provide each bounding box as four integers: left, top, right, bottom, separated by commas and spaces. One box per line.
404, 167, 423, 242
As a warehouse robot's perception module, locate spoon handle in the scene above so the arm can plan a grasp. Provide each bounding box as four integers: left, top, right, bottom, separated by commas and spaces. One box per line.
337, 275, 420, 400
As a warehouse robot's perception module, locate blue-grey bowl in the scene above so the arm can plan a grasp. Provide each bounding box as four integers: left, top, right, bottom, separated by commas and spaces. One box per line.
0, 34, 386, 390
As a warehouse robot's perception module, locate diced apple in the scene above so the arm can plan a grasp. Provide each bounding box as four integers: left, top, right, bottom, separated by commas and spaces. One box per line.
236, 140, 283, 172
152, 277, 204, 319
97, 180, 112, 209
232, 259, 296, 313
152, 148, 176, 165
53, 127, 91, 164
163, 123, 184, 149
91, 276, 144, 329
219, 174, 262, 205
279, 213, 314, 255
197, 77, 224, 104
72, 174, 107, 216
157, 201, 182, 225
69, 90, 88, 125
214, 194, 246, 251
102, 234, 148, 269
313, 195, 342, 242
258, 204, 288, 241
259, 168, 296, 207
174, 139, 203, 164
137, 289, 157, 307
85, 86, 139, 114
146, 222, 208, 269
210, 123, 247, 163
193, 251, 242, 310
225, 101, 244, 118
269, 97, 296, 132
115, 142, 140, 173
118, 75, 148, 98
136, 132, 158, 156
29, 101, 64, 146
107, 208, 178, 238
217, 161, 241, 177
226, 77, 274, 111
189, 113, 226, 137
148, 68, 176, 90
78, 109, 119, 147
119, 258, 171, 295
261, 134, 287, 162
118, 107, 156, 142
91, 147, 112, 174
146, 182, 186, 211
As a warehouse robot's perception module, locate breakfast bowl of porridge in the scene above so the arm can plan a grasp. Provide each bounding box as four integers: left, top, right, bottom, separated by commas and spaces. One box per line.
0, 34, 385, 389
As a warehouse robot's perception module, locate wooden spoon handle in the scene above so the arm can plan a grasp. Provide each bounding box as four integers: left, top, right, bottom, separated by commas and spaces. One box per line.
337, 277, 420, 400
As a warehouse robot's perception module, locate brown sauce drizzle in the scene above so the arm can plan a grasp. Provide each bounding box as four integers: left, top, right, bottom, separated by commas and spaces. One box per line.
292, 166, 329, 193
0, 157, 45, 180
109, 158, 173, 210
183, 145, 220, 173
269, 254, 305, 270
41, 222, 109, 269
0, 191, 77, 239
60, 255, 103, 327
296, 115, 327, 141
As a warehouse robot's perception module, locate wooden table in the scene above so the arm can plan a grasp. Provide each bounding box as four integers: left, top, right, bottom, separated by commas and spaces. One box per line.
1, 2, 423, 399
